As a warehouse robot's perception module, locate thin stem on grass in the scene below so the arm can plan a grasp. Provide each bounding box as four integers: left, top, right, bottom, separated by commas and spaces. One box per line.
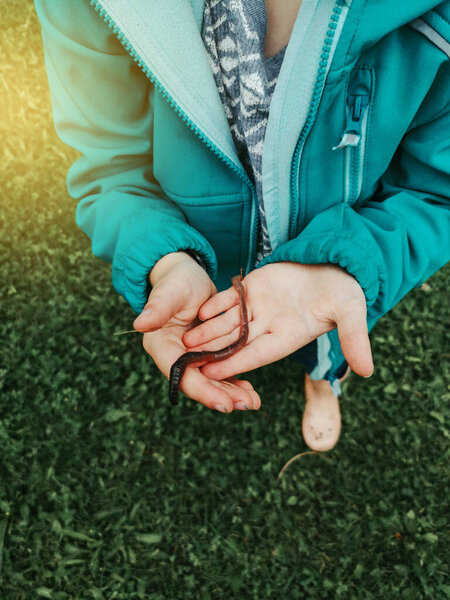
113, 330, 141, 335
276, 451, 330, 484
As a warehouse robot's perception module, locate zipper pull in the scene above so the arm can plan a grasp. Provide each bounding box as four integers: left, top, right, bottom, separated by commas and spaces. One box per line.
332, 94, 370, 150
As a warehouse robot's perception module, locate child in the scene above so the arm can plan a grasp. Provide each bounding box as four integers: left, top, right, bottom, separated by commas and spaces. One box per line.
35, 0, 450, 451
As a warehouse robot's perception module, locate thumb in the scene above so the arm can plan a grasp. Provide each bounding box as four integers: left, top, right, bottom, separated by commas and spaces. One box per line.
133, 282, 186, 332
335, 303, 374, 378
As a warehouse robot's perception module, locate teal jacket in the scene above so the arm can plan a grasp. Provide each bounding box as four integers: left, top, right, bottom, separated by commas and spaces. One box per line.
35, 0, 449, 330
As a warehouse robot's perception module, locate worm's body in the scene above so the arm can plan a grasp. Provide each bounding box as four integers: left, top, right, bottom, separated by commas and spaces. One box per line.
169, 274, 248, 405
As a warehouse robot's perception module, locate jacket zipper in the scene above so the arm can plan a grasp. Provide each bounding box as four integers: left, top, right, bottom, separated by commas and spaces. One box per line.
288, 0, 350, 239
89, 0, 259, 275
332, 93, 370, 204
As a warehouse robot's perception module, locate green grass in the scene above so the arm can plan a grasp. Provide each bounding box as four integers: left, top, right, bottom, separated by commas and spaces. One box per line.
1, 2, 449, 599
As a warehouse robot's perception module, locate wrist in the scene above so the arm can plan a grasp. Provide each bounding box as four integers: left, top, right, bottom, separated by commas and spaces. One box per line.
149, 251, 197, 286
321, 263, 366, 310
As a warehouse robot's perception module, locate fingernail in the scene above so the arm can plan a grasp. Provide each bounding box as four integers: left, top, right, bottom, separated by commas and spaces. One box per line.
133, 307, 151, 325
234, 402, 249, 411
214, 404, 229, 413
363, 370, 374, 378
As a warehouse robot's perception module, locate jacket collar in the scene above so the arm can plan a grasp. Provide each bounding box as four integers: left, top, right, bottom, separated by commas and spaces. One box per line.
92, 0, 242, 170
92, 0, 444, 174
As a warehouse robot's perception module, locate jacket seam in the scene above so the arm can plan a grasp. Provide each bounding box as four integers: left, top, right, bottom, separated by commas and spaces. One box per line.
364, 66, 375, 204
341, 0, 369, 69
424, 98, 450, 124
165, 189, 244, 202
408, 98, 450, 133
342, 67, 351, 202
432, 9, 450, 29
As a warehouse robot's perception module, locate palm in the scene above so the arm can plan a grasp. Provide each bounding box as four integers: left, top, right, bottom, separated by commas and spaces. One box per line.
139, 261, 261, 412
183, 262, 373, 380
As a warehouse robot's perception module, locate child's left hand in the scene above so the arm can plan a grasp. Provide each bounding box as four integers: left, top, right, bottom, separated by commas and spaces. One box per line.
182, 262, 374, 381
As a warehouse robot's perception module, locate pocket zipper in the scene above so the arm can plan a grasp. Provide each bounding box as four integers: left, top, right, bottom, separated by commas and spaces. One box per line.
332, 93, 370, 205
332, 94, 370, 149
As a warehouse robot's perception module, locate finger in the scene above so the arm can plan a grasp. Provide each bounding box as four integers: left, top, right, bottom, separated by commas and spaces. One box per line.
144, 332, 256, 411
219, 378, 261, 410
336, 305, 374, 377
183, 304, 241, 347
198, 285, 238, 321
227, 378, 261, 410
180, 367, 260, 411
220, 379, 261, 410
143, 327, 188, 374
143, 325, 261, 410
200, 330, 305, 381
183, 315, 267, 354
226, 377, 254, 391
218, 379, 261, 410
134, 280, 185, 332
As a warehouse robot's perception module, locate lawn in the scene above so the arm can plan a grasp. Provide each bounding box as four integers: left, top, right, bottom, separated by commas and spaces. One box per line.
0, 2, 449, 599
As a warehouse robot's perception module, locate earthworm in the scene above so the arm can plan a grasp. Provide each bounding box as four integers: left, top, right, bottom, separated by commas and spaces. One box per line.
169, 273, 248, 406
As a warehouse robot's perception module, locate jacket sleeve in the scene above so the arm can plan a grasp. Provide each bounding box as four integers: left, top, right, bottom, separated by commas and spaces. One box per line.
258, 60, 450, 324
34, 0, 217, 313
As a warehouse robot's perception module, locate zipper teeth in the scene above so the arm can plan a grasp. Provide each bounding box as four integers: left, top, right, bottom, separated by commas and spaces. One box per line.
344, 145, 350, 202
89, 1, 254, 192
344, 93, 370, 204
349, 145, 358, 202
357, 108, 369, 199
288, 0, 348, 238
89, 0, 258, 270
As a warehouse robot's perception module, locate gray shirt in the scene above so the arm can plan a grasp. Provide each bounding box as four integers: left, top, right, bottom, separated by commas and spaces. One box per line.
201, 0, 287, 265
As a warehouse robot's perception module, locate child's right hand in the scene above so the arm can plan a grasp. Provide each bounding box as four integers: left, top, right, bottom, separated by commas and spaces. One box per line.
133, 252, 261, 413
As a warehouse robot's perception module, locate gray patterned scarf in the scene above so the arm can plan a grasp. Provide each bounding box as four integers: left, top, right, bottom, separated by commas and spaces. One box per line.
201, 0, 287, 264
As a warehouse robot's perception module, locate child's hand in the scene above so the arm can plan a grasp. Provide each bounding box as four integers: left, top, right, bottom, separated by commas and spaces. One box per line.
182, 262, 374, 381
133, 252, 261, 413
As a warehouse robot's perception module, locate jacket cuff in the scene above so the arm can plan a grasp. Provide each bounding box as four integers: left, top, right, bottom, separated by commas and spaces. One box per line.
256, 203, 383, 309
181, 249, 209, 272
111, 208, 217, 313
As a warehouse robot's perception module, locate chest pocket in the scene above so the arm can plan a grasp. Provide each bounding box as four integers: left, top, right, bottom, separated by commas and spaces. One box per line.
332, 66, 375, 207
